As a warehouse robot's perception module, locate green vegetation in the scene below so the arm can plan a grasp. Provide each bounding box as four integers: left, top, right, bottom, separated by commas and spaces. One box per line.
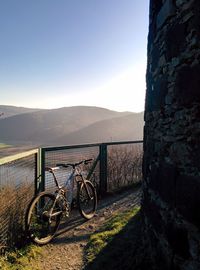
84, 206, 151, 270
86, 206, 140, 263
0, 143, 11, 149
0, 245, 42, 270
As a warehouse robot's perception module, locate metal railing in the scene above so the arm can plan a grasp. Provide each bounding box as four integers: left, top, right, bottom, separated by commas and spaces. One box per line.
39, 140, 143, 195
0, 149, 38, 249
0, 140, 143, 249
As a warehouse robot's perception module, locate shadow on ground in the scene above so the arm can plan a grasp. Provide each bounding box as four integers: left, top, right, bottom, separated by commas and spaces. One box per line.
52, 188, 141, 245
84, 211, 153, 270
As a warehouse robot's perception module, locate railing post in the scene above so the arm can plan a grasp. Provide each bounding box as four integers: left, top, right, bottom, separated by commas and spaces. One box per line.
36, 148, 45, 194
40, 148, 46, 192
99, 143, 108, 196
34, 152, 38, 196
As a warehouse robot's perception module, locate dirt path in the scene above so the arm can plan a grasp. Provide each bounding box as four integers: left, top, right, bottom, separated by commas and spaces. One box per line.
33, 187, 141, 270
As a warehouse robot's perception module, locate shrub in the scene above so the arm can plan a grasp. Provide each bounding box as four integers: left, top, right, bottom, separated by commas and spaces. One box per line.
107, 144, 143, 191
0, 183, 34, 248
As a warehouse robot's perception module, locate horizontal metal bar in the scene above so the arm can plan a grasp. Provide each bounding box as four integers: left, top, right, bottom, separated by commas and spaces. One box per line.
103, 140, 143, 146
0, 140, 143, 165
42, 143, 101, 152
0, 149, 38, 165
42, 140, 143, 152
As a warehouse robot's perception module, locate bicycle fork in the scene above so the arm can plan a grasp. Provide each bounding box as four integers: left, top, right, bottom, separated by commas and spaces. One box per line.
46, 194, 63, 222
82, 180, 94, 200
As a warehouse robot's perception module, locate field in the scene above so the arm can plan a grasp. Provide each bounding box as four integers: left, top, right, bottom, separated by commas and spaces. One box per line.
0, 143, 11, 149
0, 145, 37, 158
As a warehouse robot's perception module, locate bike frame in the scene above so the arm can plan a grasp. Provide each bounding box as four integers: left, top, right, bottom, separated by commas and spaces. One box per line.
45, 164, 92, 207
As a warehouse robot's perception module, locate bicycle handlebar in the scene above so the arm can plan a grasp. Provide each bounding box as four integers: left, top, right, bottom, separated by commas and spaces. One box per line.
56, 159, 93, 169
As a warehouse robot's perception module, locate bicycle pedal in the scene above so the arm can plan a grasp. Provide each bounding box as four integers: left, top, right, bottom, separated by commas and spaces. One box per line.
66, 210, 70, 217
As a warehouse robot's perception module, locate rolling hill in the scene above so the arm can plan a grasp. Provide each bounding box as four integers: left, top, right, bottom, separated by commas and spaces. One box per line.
0, 105, 41, 119
0, 106, 140, 145
53, 113, 144, 145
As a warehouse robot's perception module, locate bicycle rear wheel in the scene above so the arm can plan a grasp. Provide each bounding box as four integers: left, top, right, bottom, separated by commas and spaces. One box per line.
25, 191, 62, 245
78, 180, 97, 220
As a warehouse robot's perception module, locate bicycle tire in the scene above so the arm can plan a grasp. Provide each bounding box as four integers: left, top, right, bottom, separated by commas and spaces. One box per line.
78, 180, 97, 220
25, 191, 62, 245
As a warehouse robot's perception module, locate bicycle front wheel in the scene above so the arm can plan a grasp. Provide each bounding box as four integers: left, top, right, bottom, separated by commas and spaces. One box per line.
78, 180, 97, 220
25, 192, 62, 245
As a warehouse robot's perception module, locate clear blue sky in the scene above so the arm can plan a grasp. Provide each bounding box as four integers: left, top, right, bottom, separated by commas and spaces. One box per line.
0, 0, 149, 112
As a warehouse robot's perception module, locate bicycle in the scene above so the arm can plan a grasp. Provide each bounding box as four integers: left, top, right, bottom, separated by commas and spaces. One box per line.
25, 159, 97, 245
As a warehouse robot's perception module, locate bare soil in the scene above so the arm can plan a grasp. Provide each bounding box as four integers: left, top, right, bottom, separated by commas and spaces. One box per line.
32, 187, 141, 270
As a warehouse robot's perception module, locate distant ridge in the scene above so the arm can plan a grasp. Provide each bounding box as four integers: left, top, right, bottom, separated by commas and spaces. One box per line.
0, 105, 42, 119
53, 113, 144, 145
0, 106, 142, 145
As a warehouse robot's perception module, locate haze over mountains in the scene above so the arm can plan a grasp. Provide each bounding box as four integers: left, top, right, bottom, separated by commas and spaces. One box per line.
0, 105, 144, 146
0, 105, 41, 119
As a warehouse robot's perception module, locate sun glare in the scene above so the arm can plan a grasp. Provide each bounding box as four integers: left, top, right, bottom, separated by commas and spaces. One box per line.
34, 61, 146, 112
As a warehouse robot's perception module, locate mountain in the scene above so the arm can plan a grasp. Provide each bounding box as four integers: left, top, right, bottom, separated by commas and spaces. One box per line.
0, 105, 41, 119
0, 106, 135, 145
53, 113, 144, 145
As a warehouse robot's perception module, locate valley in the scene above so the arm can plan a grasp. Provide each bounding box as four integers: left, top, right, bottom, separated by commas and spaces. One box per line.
0, 105, 144, 157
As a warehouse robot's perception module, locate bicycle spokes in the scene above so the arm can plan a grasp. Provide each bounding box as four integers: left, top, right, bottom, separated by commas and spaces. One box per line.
27, 193, 62, 244
78, 181, 97, 220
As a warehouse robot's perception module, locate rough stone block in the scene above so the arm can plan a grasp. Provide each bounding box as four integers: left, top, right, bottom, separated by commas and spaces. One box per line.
165, 223, 190, 259
142, 190, 163, 234
157, 0, 175, 29
188, 1, 200, 35
175, 64, 200, 105
151, 44, 161, 72
146, 75, 168, 111
165, 22, 187, 60
149, 162, 177, 207
176, 174, 200, 227
176, 0, 190, 8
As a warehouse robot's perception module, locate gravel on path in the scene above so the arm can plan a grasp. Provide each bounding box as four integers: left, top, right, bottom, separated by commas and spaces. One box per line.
33, 187, 141, 270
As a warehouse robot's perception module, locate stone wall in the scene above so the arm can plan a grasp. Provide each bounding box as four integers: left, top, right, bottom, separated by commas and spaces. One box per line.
143, 0, 200, 269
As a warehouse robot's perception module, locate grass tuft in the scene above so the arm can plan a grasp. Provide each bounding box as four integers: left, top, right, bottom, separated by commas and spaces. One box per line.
86, 206, 140, 263
0, 245, 42, 270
